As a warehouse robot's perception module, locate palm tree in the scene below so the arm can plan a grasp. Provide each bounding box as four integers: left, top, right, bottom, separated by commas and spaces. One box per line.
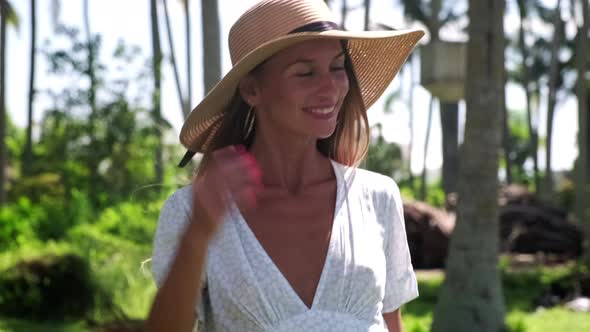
162, 0, 189, 118
0, 0, 18, 205
516, 0, 541, 194
151, 0, 164, 184
0, 1, 8, 205
572, 0, 589, 252
400, 0, 461, 197
341, 0, 348, 29
201, 0, 221, 93
22, 0, 36, 177
82, 0, 101, 207
407, 54, 417, 193
421, 96, 434, 200
431, 0, 506, 330
363, 0, 371, 30
183, 0, 192, 113
543, 0, 563, 200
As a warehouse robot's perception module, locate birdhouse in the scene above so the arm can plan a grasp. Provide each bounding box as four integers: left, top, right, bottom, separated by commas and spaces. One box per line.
420, 40, 466, 102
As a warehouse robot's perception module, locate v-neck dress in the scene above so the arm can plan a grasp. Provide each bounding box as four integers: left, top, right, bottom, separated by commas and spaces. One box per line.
151, 160, 418, 331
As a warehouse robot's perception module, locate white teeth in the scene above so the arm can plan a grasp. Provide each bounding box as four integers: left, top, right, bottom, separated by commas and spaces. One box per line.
308, 107, 333, 114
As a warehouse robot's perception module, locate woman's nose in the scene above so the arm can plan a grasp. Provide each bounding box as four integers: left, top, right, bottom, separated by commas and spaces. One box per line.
316, 72, 344, 96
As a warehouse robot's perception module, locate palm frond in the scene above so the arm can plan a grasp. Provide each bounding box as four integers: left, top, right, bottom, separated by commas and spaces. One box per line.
1, 0, 20, 31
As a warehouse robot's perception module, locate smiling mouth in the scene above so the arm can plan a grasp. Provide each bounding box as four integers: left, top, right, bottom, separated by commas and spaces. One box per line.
302, 105, 339, 120
306, 107, 334, 114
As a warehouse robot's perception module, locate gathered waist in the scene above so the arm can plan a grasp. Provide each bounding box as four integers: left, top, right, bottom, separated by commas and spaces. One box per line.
267, 309, 386, 332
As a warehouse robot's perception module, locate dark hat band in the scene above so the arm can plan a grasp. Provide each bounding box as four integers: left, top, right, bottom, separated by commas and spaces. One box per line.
289, 21, 340, 34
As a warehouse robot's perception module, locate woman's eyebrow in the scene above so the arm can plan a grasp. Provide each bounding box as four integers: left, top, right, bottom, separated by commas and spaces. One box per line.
286, 52, 346, 68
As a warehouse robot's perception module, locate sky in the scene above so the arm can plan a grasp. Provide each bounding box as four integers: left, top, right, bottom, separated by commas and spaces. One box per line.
6, 0, 580, 174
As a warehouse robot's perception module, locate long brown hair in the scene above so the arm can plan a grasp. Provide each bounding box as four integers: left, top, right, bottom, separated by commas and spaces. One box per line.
195, 42, 370, 177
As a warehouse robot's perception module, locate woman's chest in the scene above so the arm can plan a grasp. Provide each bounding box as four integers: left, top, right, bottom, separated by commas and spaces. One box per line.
241, 190, 337, 307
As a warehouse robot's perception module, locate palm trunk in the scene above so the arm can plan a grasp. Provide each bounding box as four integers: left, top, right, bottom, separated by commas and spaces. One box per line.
162, 0, 188, 118
341, 0, 348, 29
83, 0, 99, 207
0, 1, 7, 205
184, 0, 192, 113
201, 0, 221, 93
431, 0, 506, 330
502, 57, 512, 184
440, 102, 459, 195
421, 95, 434, 201
517, 0, 540, 193
151, 0, 164, 184
544, 0, 562, 201
363, 0, 371, 30
408, 54, 416, 194
23, 0, 36, 177
573, 0, 590, 259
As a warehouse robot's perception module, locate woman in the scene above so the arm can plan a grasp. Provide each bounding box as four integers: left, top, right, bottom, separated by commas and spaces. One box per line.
146, 1, 424, 331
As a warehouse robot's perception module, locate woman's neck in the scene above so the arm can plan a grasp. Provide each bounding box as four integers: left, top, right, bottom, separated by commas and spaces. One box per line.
249, 131, 332, 195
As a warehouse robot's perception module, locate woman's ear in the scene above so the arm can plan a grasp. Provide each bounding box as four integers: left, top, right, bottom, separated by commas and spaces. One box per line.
238, 74, 260, 107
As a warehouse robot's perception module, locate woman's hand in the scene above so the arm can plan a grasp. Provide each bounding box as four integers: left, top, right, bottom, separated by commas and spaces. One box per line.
190, 145, 262, 238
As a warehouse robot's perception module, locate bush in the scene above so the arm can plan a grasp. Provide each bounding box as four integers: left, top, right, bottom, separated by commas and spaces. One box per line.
0, 254, 95, 320
0, 197, 46, 250
94, 200, 162, 244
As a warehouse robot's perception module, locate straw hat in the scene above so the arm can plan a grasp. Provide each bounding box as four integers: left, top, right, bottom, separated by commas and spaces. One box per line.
178, 0, 424, 167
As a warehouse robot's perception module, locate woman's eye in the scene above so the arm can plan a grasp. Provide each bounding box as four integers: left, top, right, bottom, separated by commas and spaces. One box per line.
296, 72, 314, 77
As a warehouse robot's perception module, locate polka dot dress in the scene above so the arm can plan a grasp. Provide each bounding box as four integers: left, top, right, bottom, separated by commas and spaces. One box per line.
151, 161, 418, 331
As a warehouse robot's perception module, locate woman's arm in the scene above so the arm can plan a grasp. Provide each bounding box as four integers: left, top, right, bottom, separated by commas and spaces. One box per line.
383, 308, 403, 332
144, 209, 214, 332
144, 145, 262, 332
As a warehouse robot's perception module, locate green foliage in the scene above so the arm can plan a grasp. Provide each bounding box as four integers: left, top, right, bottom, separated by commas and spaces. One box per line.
364, 125, 404, 179
555, 177, 575, 211
66, 224, 156, 320
2, 1, 20, 31
4, 24, 177, 212
398, 177, 446, 208
0, 197, 45, 250
505, 110, 537, 187
400, 265, 590, 332
0, 254, 94, 320
94, 199, 163, 244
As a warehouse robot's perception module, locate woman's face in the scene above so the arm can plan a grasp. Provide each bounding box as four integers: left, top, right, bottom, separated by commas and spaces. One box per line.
243, 39, 350, 141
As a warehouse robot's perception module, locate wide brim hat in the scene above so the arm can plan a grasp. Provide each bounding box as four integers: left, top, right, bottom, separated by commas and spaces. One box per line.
178, 0, 424, 167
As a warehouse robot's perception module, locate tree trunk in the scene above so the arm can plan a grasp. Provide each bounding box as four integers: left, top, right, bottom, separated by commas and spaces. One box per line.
431, 0, 506, 330
363, 0, 371, 31
544, 0, 563, 201
23, 0, 36, 177
573, 0, 590, 259
201, 0, 221, 94
151, 0, 164, 184
440, 101, 459, 195
408, 54, 416, 194
502, 58, 512, 184
341, 0, 347, 29
184, 0, 192, 113
83, 0, 99, 207
517, 0, 540, 194
162, 0, 188, 118
421, 96, 434, 201
0, 1, 7, 205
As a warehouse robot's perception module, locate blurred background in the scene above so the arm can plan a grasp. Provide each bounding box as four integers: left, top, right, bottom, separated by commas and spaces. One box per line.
0, 0, 589, 331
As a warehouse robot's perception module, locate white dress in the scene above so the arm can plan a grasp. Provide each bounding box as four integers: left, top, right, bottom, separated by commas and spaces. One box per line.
151, 160, 418, 331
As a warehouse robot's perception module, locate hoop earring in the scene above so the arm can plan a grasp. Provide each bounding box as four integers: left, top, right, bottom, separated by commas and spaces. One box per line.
245, 105, 256, 138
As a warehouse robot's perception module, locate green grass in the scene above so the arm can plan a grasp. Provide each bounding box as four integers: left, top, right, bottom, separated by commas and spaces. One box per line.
0, 224, 157, 332
0, 319, 87, 332
1, 235, 588, 332
400, 266, 590, 332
